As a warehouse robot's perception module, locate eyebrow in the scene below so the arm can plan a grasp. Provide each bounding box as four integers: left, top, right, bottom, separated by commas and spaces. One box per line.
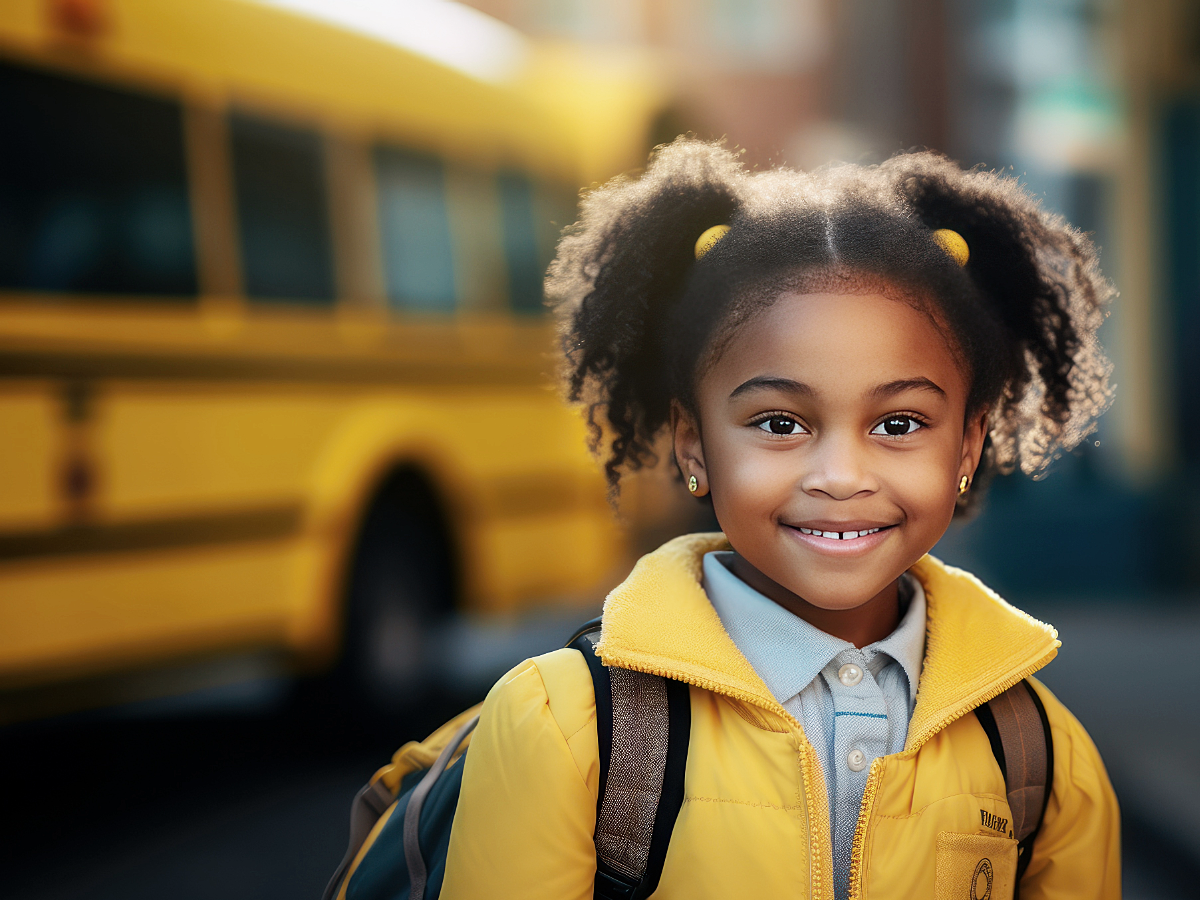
729, 376, 814, 400
729, 375, 946, 401
868, 377, 947, 400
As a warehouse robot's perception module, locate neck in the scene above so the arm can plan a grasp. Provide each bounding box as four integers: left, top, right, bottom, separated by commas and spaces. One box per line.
726, 554, 902, 648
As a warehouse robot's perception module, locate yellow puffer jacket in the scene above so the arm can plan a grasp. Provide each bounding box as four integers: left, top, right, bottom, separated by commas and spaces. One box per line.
441, 533, 1120, 899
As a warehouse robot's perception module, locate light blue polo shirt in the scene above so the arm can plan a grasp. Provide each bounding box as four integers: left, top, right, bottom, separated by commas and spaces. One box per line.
702, 551, 926, 900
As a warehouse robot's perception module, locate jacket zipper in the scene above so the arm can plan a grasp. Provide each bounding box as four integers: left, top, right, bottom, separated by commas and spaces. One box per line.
797, 739, 835, 900
846, 758, 883, 900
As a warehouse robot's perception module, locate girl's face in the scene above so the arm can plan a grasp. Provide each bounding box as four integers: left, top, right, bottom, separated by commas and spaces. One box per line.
675, 290, 987, 618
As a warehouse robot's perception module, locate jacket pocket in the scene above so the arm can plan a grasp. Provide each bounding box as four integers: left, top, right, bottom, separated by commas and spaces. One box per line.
935, 832, 1017, 900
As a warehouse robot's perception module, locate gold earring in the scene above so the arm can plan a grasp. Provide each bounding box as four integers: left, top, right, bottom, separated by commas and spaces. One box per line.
958, 475, 969, 496
688, 475, 698, 494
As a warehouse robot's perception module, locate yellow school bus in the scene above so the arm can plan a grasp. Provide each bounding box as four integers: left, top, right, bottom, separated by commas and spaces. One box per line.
0, 0, 667, 719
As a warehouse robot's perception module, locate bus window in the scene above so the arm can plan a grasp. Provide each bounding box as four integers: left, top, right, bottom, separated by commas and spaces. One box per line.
374, 147, 457, 313
230, 114, 336, 303
497, 172, 544, 314
443, 167, 507, 312
0, 61, 196, 297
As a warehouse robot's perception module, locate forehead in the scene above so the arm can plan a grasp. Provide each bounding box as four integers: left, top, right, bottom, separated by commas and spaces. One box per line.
706, 291, 967, 399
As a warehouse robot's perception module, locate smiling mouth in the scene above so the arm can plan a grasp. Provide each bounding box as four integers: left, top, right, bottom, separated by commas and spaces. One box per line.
794, 525, 895, 540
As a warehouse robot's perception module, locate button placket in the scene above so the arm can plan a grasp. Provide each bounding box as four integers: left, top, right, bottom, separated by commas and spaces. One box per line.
825, 650, 877, 705
826, 649, 887, 779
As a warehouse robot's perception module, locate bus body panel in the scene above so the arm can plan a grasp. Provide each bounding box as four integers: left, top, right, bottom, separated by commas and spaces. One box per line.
0, 339, 620, 688
0, 382, 59, 531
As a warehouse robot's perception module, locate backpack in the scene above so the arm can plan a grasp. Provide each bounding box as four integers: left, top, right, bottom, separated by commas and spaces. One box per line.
323, 619, 1052, 900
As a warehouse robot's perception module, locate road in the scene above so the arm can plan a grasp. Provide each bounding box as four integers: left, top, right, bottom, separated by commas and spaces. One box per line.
2, 604, 1197, 900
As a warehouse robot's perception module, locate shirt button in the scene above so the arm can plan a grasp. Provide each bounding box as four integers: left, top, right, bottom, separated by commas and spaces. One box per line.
847, 748, 868, 772
838, 663, 864, 687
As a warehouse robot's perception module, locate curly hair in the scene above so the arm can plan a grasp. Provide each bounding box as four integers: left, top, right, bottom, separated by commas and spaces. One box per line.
547, 138, 1114, 514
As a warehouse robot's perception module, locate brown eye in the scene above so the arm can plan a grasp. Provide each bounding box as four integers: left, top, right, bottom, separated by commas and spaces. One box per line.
872, 416, 921, 436
757, 416, 801, 435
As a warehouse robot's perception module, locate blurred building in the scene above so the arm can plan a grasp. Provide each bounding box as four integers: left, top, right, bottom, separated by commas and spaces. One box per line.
468, 0, 835, 167
466, 0, 1200, 598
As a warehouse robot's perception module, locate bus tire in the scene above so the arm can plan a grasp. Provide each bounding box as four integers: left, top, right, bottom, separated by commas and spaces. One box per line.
339, 469, 456, 716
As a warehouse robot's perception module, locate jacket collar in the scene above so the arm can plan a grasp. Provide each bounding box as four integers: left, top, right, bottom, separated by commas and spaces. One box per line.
596, 532, 1060, 752
702, 551, 927, 711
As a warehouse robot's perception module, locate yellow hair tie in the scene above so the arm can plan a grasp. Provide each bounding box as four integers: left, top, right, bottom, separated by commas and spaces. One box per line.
695, 224, 730, 260
932, 228, 969, 267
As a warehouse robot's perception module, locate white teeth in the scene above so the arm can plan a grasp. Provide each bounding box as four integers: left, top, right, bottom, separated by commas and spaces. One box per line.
798, 526, 884, 540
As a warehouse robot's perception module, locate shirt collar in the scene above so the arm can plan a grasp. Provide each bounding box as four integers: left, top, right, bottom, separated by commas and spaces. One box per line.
870, 573, 926, 695
702, 551, 926, 705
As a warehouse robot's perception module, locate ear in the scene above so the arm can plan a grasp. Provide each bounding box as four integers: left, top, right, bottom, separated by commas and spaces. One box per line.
671, 401, 709, 496
959, 411, 989, 482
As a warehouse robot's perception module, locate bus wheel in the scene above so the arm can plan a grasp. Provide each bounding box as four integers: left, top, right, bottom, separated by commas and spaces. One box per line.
340, 471, 456, 716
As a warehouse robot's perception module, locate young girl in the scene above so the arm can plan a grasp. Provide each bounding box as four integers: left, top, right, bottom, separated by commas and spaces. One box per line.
440, 139, 1120, 899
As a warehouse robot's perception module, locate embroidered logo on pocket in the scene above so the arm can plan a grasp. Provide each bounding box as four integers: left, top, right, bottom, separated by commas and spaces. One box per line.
935, 833, 1016, 900
971, 857, 993, 900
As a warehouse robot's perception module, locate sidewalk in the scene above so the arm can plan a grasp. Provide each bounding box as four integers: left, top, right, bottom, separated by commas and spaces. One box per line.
1030, 601, 1200, 863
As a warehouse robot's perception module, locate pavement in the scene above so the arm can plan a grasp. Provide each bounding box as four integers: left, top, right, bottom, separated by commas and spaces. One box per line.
1027, 600, 1200, 872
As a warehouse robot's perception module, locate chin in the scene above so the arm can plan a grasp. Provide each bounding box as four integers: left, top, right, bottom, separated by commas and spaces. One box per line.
804, 590, 881, 612
793, 573, 895, 611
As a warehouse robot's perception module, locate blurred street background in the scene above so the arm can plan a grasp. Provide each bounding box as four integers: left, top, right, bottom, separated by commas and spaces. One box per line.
1, 0, 1198, 897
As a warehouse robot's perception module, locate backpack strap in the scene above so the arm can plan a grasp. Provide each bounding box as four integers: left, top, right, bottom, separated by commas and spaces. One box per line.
323, 779, 396, 900
974, 679, 1054, 892
568, 619, 691, 900
321, 710, 478, 900
404, 713, 479, 900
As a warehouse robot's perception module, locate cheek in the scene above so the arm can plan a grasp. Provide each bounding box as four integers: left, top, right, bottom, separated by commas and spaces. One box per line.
705, 437, 795, 521
887, 448, 960, 526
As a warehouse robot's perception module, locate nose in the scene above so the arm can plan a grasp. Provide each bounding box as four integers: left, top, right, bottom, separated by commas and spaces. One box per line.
799, 431, 877, 500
